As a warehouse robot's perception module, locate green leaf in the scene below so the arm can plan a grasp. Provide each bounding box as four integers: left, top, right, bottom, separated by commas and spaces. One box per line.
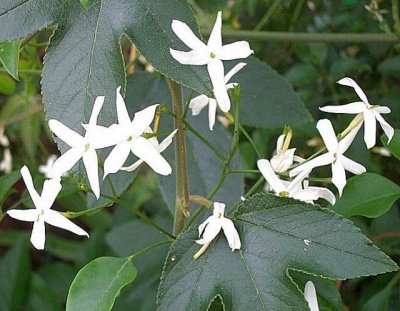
378, 56, 400, 78
157, 193, 398, 310
0, 237, 31, 311
361, 286, 391, 311
0, 170, 20, 206
332, 173, 400, 218
284, 63, 319, 87
229, 58, 313, 128
66, 256, 137, 311
26, 273, 63, 311
0, 39, 22, 80
329, 58, 372, 80
381, 129, 400, 161
0, 73, 16, 94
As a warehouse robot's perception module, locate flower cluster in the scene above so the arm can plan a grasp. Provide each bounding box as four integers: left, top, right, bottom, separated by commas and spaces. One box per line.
258, 78, 394, 204
7, 87, 176, 250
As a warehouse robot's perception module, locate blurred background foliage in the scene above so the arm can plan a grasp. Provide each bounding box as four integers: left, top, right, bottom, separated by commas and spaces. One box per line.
0, 0, 399, 310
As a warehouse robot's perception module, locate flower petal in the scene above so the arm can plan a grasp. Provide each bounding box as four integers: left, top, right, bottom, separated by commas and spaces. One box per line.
88, 95, 105, 127
48, 120, 83, 147
362, 109, 376, 149
319, 102, 365, 114
131, 104, 159, 137
88, 125, 123, 149
171, 19, 205, 51
7, 209, 38, 222
121, 159, 143, 172
83, 149, 100, 199
130, 137, 172, 175
341, 156, 366, 175
208, 99, 217, 130
257, 159, 286, 194
316, 119, 338, 153
44, 210, 89, 237
304, 281, 320, 311
20, 165, 41, 208
113, 87, 131, 127
374, 106, 391, 114
213, 202, 226, 216
169, 49, 209, 65
337, 77, 370, 105
224, 62, 247, 83
270, 148, 296, 173
40, 177, 62, 210
331, 160, 346, 197
374, 110, 394, 144
31, 219, 46, 250
220, 41, 254, 60
339, 121, 362, 153
207, 11, 222, 53
198, 216, 212, 237
289, 153, 333, 177
103, 141, 131, 177
158, 129, 178, 153
208, 60, 230, 112
189, 94, 210, 115
221, 218, 241, 251
196, 218, 222, 245
52, 147, 84, 177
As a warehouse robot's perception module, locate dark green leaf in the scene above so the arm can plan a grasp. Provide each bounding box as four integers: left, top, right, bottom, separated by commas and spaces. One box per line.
330, 58, 372, 80
361, 287, 391, 311
284, 63, 319, 87
0, 170, 20, 206
0, 237, 31, 311
0, 73, 16, 94
381, 129, 400, 161
157, 193, 398, 310
332, 173, 400, 218
26, 273, 63, 311
378, 56, 400, 78
0, 39, 22, 80
66, 257, 137, 311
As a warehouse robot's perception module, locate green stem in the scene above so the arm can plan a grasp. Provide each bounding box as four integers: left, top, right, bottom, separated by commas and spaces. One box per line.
201, 30, 400, 43
238, 124, 261, 158
167, 78, 190, 236
101, 193, 175, 239
129, 240, 173, 260
254, 0, 284, 31
106, 175, 117, 198
0, 68, 42, 75
189, 195, 213, 209
289, 0, 306, 32
61, 202, 111, 218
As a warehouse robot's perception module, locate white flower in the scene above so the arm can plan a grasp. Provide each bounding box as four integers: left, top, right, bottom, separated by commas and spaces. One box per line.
0, 127, 9, 147
103, 87, 172, 178
189, 63, 246, 130
38, 155, 69, 179
270, 131, 304, 173
197, 202, 241, 251
170, 11, 253, 112
304, 281, 319, 311
6, 166, 88, 250
48, 96, 118, 199
290, 119, 366, 196
258, 159, 335, 205
0, 148, 12, 173
320, 77, 394, 149
121, 129, 177, 172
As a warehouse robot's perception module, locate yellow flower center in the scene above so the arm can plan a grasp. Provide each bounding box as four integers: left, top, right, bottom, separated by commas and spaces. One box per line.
210, 52, 216, 58
127, 136, 132, 141
84, 143, 90, 151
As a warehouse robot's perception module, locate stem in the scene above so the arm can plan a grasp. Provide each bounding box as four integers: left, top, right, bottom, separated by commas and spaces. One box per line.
189, 195, 213, 208
61, 202, 111, 218
254, 0, 283, 31
201, 30, 399, 43
239, 124, 261, 158
0, 68, 42, 75
129, 240, 173, 260
101, 193, 175, 239
167, 78, 190, 236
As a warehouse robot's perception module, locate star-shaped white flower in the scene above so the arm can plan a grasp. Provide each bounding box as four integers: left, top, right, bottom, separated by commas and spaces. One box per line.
290, 119, 366, 196
197, 202, 241, 251
320, 77, 394, 149
6, 166, 88, 250
121, 129, 177, 172
170, 11, 253, 112
258, 159, 335, 205
189, 63, 246, 130
103, 87, 172, 178
304, 281, 320, 311
49, 96, 117, 199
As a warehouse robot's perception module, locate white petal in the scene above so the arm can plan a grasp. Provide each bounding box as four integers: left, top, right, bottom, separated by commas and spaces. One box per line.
316, 119, 338, 153
87, 125, 123, 149
314, 187, 336, 205
131, 104, 159, 137
304, 281, 320, 311
48, 120, 83, 147
291, 189, 320, 203
198, 216, 212, 237
189, 95, 210, 115
331, 160, 346, 197
224, 62, 247, 83
257, 159, 286, 194
196, 218, 222, 245
208, 99, 217, 130
341, 156, 366, 175
115, 87, 132, 126
270, 148, 296, 173
374, 110, 394, 144
207, 11, 222, 53
221, 218, 241, 250
220, 41, 254, 60
40, 177, 62, 210
169, 49, 209, 65
287, 169, 310, 194
7, 209, 38, 222
103, 141, 131, 177
130, 137, 172, 175
208, 60, 230, 112
213, 202, 226, 216
121, 159, 143, 172
88, 96, 105, 127
373, 106, 391, 114
339, 121, 362, 153
31, 219, 46, 250
20, 166, 41, 208
158, 130, 178, 153
363, 109, 377, 149
337, 77, 370, 105
171, 19, 206, 51
51, 147, 84, 177
83, 149, 100, 199
44, 210, 89, 237
289, 153, 333, 177
275, 134, 285, 153
319, 102, 365, 114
